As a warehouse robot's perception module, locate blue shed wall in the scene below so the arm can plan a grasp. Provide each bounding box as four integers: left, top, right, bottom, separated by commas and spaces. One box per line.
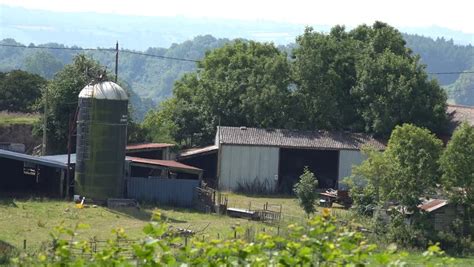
127, 177, 199, 207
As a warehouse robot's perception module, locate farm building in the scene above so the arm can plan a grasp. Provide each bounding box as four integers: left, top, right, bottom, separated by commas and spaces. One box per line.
180, 126, 385, 193
126, 143, 175, 159
178, 145, 218, 187
39, 152, 202, 206
0, 149, 69, 197
418, 199, 457, 231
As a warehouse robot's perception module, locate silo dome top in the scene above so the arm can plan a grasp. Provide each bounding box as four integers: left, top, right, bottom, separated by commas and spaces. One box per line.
79, 81, 128, 100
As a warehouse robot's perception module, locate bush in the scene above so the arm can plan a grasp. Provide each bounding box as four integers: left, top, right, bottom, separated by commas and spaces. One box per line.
293, 167, 318, 216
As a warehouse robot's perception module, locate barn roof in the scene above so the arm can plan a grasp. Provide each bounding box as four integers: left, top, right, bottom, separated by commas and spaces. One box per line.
447, 104, 474, 133
126, 143, 174, 151
0, 149, 67, 169
216, 126, 385, 150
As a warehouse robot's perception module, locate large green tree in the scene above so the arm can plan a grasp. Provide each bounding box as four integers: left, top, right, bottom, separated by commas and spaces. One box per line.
292, 22, 448, 136
144, 40, 292, 147
0, 70, 46, 112
383, 124, 443, 209
44, 55, 105, 154
292, 25, 360, 130
440, 122, 474, 232
351, 23, 448, 135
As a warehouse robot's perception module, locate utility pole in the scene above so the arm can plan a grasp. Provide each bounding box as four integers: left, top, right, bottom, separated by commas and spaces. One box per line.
42, 87, 47, 155
115, 41, 119, 82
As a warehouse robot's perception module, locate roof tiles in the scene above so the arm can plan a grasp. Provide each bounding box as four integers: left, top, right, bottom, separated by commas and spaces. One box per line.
217, 126, 385, 150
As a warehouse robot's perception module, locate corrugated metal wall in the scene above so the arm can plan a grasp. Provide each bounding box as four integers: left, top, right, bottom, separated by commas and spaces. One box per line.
127, 177, 199, 207
338, 150, 366, 182
219, 145, 279, 191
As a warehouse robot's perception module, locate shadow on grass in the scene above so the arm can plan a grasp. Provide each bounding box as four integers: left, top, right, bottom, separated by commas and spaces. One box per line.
106, 207, 153, 221
107, 205, 189, 223
230, 192, 296, 199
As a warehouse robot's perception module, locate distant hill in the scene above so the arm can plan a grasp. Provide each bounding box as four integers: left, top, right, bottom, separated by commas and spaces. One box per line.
1, 35, 473, 121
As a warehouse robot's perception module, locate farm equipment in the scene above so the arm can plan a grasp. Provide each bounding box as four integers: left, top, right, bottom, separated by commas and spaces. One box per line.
319, 189, 352, 208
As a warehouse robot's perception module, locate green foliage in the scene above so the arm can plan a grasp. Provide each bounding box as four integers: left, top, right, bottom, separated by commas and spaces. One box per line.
348, 124, 452, 249
440, 122, 474, 206
347, 147, 389, 215
24, 50, 64, 79
293, 167, 318, 216
292, 25, 360, 130
0, 70, 46, 112
446, 66, 474, 106
141, 99, 179, 144
144, 40, 292, 147
353, 46, 448, 135
292, 22, 448, 136
13, 210, 454, 266
440, 122, 474, 241
403, 34, 474, 86
42, 55, 105, 154
384, 124, 443, 208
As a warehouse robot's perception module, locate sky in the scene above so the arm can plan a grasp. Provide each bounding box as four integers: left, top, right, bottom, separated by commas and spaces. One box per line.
1, 0, 474, 34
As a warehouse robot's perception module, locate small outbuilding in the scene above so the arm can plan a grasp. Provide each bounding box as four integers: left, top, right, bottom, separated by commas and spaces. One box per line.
418, 198, 457, 231
0, 149, 69, 197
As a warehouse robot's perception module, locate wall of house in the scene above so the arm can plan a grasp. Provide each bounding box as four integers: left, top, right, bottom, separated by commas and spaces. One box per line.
219, 144, 279, 191
338, 150, 366, 185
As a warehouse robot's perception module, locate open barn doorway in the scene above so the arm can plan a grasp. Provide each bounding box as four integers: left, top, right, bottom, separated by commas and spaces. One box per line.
278, 148, 339, 194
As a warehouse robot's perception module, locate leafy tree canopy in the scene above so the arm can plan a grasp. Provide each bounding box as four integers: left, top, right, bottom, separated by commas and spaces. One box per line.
143, 40, 292, 146
0, 70, 46, 112
384, 124, 443, 208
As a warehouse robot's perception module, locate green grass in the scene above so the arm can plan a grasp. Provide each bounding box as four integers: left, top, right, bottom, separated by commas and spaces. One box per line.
1, 195, 473, 265
403, 252, 474, 267
0, 112, 39, 126
0, 194, 300, 252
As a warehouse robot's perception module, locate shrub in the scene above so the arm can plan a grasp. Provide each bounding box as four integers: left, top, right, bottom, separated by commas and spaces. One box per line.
293, 167, 318, 216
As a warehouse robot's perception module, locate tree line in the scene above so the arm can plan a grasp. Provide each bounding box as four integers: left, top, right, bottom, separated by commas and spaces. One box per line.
346, 122, 474, 254
1, 29, 473, 119
142, 22, 448, 147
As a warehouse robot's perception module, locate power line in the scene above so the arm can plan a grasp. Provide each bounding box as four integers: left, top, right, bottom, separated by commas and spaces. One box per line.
0, 43, 200, 63
123, 50, 199, 63
429, 71, 474, 75
0, 43, 472, 72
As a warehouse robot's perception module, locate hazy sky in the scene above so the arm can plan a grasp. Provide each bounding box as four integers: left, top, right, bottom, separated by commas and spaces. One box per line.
1, 0, 473, 33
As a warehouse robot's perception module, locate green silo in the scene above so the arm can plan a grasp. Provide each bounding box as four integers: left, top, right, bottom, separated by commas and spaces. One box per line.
75, 81, 128, 200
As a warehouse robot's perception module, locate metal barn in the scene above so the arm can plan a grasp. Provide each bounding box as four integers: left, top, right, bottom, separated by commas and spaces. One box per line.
213, 126, 385, 193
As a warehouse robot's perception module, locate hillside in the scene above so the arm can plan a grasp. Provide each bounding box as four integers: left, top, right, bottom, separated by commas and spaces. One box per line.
1, 33, 473, 119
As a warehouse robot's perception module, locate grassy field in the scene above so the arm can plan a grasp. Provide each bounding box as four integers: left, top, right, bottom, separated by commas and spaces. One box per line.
1, 195, 473, 265
0, 112, 39, 126
0, 194, 306, 252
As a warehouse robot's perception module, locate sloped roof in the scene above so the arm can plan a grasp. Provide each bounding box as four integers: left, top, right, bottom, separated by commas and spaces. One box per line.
178, 145, 218, 159
40, 153, 201, 173
447, 104, 474, 133
0, 149, 67, 169
217, 126, 385, 150
418, 199, 448, 213
126, 143, 174, 151
126, 156, 202, 175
